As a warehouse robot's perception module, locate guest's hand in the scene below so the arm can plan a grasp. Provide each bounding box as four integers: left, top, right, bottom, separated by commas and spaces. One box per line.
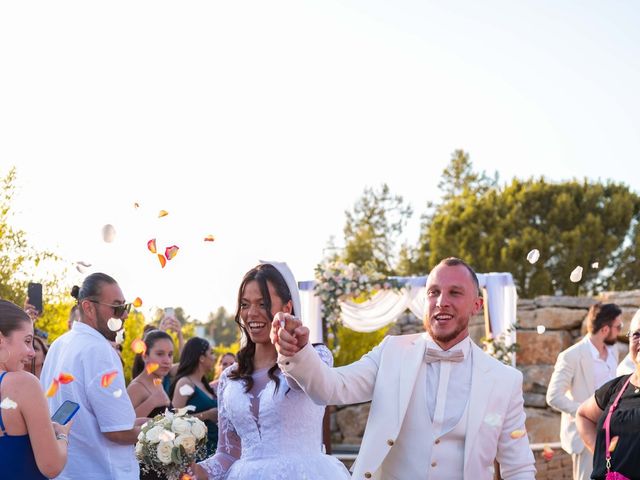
271, 313, 309, 357
159, 316, 182, 337
135, 417, 151, 427
53, 420, 73, 438
24, 299, 40, 322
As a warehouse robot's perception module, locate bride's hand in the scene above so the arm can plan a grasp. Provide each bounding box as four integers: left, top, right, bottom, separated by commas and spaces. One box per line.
271, 314, 309, 357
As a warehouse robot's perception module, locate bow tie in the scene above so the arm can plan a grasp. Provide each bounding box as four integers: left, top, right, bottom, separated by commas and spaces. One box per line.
424, 348, 465, 364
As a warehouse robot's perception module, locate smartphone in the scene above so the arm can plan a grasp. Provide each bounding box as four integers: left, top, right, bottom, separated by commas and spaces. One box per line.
27, 282, 43, 315
164, 307, 175, 318
51, 400, 80, 425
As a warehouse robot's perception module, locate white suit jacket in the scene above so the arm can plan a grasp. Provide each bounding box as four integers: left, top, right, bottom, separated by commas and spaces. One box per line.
279, 333, 535, 480
546, 336, 598, 454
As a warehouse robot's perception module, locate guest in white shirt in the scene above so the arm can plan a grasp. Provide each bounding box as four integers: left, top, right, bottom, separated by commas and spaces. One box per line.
272, 257, 536, 480
546, 302, 623, 480
41, 273, 147, 480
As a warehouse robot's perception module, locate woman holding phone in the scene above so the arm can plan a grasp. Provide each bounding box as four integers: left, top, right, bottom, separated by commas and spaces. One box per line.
0, 299, 71, 479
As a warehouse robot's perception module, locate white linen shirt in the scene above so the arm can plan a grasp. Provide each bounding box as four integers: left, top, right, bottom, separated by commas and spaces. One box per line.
40, 322, 138, 480
587, 339, 617, 389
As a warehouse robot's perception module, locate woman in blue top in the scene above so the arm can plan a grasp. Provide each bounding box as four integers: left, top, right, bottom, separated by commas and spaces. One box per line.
170, 337, 218, 459
0, 300, 71, 479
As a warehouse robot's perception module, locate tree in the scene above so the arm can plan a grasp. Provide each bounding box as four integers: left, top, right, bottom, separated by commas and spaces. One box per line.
437, 149, 497, 201
341, 183, 413, 275
207, 306, 239, 347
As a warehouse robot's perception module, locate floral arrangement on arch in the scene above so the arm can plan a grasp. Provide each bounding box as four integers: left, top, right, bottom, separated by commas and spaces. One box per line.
314, 260, 398, 349
136, 406, 207, 480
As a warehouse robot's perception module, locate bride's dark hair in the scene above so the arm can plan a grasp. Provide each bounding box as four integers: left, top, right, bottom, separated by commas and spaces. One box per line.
228, 264, 293, 393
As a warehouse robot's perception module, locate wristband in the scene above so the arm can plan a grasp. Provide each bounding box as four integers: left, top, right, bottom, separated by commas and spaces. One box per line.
56, 433, 69, 444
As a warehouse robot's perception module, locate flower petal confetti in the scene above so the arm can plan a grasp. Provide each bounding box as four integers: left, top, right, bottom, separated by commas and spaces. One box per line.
158, 210, 169, 218
542, 444, 554, 461
526, 249, 540, 264
165, 245, 179, 261
157, 254, 167, 268
570, 266, 583, 283
75, 260, 92, 274
180, 475, 193, 480
115, 329, 125, 345
0, 397, 17, 409
132, 297, 143, 308
57, 373, 75, 384
536, 325, 546, 335
591, 262, 599, 269
179, 385, 195, 397
153, 378, 162, 386
145, 363, 159, 375
147, 238, 157, 254
204, 235, 215, 242
101, 371, 118, 388
102, 224, 116, 243
510, 429, 526, 439
113, 388, 123, 398
46, 379, 60, 397
131, 339, 147, 355
107, 317, 123, 332
483, 413, 502, 427
134, 202, 140, 209
609, 435, 619, 452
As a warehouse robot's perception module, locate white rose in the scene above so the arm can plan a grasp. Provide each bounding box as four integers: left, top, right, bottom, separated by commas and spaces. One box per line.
171, 417, 191, 435
135, 441, 144, 456
190, 420, 207, 441
174, 434, 196, 454
137, 431, 145, 441
145, 426, 165, 444
156, 440, 174, 465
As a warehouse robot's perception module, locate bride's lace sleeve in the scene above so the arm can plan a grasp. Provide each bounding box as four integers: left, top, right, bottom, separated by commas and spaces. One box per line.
284, 344, 334, 391
197, 370, 241, 479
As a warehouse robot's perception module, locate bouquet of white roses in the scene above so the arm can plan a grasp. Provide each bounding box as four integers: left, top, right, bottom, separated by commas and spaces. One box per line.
136, 406, 208, 480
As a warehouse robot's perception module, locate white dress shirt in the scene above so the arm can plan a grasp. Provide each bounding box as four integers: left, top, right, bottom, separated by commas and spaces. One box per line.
587, 339, 617, 389
425, 334, 473, 436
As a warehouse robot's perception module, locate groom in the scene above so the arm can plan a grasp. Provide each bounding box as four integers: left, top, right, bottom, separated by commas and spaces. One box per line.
271, 257, 535, 479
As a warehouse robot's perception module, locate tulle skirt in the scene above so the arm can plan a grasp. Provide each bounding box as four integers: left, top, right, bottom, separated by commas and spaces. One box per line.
225, 453, 351, 480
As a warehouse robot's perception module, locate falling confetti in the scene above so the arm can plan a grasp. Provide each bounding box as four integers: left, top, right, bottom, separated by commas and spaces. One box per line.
113, 389, 123, 398
158, 210, 169, 218
131, 339, 147, 355
153, 378, 163, 386
102, 224, 116, 243
115, 329, 125, 345
510, 429, 526, 439
165, 245, 179, 261
609, 435, 619, 452
157, 254, 167, 268
145, 363, 159, 375
134, 202, 140, 209
46, 379, 60, 397
107, 318, 123, 332
526, 249, 540, 264
101, 371, 118, 388
57, 373, 75, 384
147, 239, 157, 254
591, 262, 599, 269
483, 413, 502, 427
542, 444, 554, 461
536, 325, 546, 335
204, 235, 215, 242
75, 261, 92, 274
159, 430, 175, 442
180, 475, 193, 480
570, 266, 583, 283
132, 297, 143, 308
179, 385, 195, 397
0, 397, 17, 409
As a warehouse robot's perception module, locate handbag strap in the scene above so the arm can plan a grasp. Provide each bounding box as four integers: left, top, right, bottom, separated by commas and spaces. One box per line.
604, 375, 634, 469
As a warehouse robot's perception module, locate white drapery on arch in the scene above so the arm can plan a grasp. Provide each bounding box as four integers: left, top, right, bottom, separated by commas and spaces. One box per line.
298, 273, 517, 348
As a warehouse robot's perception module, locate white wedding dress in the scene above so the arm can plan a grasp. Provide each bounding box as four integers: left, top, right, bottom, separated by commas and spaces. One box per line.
198, 345, 351, 480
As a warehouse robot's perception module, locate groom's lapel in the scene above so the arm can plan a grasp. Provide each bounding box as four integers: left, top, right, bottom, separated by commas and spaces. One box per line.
397, 335, 426, 426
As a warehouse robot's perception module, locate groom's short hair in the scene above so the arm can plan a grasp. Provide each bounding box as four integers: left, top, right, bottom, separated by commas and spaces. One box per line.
436, 257, 481, 296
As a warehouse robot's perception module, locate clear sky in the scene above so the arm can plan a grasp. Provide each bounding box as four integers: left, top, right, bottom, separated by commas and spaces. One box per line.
1, 1, 639, 322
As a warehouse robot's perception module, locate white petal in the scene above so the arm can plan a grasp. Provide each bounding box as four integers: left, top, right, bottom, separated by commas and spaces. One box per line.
113, 389, 123, 398
115, 329, 125, 345
591, 262, 599, 269
570, 266, 583, 283
0, 397, 17, 409
107, 318, 123, 332
483, 413, 502, 427
179, 385, 195, 397
526, 249, 540, 264
536, 325, 546, 335
102, 224, 116, 243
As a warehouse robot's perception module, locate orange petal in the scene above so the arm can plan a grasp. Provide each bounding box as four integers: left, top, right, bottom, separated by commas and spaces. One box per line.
153, 378, 162, 386
510, 429, 526, 439
45, 379, 59, 397
609, 435, 619, 453
147, 238, 157, 254
158, 210, 169, 218
180, 475, 193, 480
132, 297, 143, 308
101, 371, 118, 388
146, 363, 159, 375
542, 444, 554, 461
204, 235, 215, 242
165, 245, 179, 261
57, 373, 75, 384
157, 254, 167, 268
131, 338, 147, 355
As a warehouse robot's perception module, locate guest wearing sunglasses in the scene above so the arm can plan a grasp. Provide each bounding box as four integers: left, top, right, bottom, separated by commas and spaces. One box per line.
576, 310, 640, 480
40, 273, 148, 480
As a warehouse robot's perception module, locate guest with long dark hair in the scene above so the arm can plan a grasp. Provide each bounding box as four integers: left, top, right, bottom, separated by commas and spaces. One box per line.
170, 337, 218, 458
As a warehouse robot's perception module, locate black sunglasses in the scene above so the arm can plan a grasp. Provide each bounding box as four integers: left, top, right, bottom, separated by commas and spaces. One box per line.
88, 300, 132, 318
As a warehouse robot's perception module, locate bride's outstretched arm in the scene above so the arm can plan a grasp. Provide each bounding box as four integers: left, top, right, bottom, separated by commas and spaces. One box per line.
195, 372, 241, 479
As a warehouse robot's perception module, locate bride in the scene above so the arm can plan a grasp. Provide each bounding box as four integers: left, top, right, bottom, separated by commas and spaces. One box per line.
193, 261, 350, 480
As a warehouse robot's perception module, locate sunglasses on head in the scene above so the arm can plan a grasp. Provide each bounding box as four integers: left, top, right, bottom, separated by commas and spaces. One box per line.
88, 300, 132, 318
